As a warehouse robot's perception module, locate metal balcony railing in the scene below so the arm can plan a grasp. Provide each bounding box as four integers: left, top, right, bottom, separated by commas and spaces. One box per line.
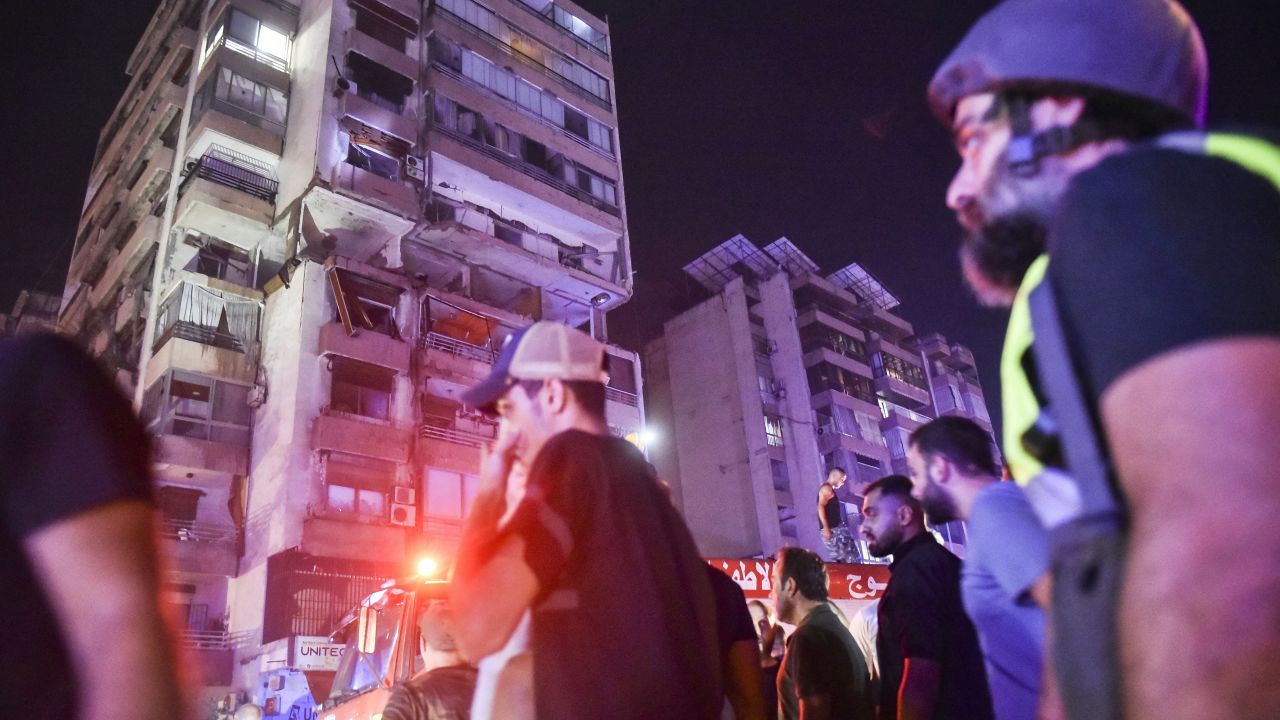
179, 144, 278, 203
161, 518, 238, 544
179, 629, 254, 650
605, 386, 638, 407
419, 331, 498, 363
432, 124, 620, 217
418, 424, 493, 449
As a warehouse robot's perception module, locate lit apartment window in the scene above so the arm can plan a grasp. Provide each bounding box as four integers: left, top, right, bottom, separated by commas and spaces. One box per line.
514, 0, 609, 55
764, 415, 784, 447
324, 452, 395, 519
142, 371, 252, 445
872, 352, 927, 390
327, 268, 403, 338
205, 7, 291, 70
424, 468, 480, 520
807, 363, 875, 404
329, 359, 393, 420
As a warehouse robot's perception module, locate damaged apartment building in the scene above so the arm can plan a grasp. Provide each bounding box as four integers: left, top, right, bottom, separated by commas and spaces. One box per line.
61, 0, 640, 713
646, 235, 994, 563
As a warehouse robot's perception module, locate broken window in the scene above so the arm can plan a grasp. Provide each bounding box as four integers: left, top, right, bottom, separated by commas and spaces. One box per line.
328, 268, 402, 337
330, 358, 393, 420
346, 142, 401, 181
345, 52, 413, 113
184, 237, 253, 286
324, 452, 394, 519
764, 415, 784, 447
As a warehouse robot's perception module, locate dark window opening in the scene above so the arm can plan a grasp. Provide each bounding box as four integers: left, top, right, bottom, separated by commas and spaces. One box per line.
354, 6, 408, 52
345, 52, 413, 113
330, 359, 393, 420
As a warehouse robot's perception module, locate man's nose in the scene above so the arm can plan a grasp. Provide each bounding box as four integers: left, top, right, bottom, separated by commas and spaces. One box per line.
947, 163, 976, 215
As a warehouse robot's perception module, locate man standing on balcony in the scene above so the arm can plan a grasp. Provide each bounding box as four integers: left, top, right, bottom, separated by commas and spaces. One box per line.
451, 321, 722, 718
818, 467, 860, 563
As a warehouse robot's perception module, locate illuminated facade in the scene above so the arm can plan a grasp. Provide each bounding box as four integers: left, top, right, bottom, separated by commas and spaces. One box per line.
645, 235, 993, 561
61, 0, 637, 714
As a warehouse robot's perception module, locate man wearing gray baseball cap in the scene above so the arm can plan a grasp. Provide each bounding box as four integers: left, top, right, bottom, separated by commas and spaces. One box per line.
450, 322, 722, 719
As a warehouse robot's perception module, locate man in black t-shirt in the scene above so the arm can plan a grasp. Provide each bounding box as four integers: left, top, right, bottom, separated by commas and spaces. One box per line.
0, 333, 181, 719
706, 565, 766, 720
927, 1, 1280, 716
451, 322, 721, 719
862, 475, 992, 720
770, 546, 873, 720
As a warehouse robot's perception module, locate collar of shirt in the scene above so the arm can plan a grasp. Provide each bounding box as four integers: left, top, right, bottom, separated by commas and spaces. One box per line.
889, 531, 938, 571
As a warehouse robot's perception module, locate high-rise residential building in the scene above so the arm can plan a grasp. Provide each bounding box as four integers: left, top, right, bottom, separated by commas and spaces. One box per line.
645, 235, 994, 562
1, 289, 61, 338
61, 0, 638, 714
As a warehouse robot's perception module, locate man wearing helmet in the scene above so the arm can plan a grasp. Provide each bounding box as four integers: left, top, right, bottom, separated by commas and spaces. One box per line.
928, 1, 1280, 719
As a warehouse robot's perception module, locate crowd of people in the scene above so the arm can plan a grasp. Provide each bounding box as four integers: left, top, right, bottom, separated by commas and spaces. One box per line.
7, 0, 1278, 718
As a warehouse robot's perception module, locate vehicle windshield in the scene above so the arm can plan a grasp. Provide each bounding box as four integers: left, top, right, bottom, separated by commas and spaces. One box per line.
328, 598, 406, 701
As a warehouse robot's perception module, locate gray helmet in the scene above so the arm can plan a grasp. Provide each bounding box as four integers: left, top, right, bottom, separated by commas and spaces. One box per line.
928, 0, 1208, 127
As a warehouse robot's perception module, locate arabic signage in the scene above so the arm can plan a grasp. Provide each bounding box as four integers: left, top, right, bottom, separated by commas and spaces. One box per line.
708, 557, 891, 601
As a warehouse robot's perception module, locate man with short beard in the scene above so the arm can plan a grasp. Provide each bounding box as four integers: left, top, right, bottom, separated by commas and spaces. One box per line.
906, 417, 1051, 720
928, 1, 1280, 718
860, 475, 990, 720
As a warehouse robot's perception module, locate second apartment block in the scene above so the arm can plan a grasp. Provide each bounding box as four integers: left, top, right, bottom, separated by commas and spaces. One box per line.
61, 0, 638, 714
646, 235, 994, 562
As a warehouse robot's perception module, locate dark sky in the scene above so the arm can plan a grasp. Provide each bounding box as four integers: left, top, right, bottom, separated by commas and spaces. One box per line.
4, 0, 1279, 435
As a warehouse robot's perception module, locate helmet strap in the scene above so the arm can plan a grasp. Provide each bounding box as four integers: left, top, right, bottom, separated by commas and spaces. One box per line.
1005, 97, 1104, 177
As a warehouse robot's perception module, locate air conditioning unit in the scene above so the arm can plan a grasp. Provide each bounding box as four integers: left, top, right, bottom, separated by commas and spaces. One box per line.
404, 156, 425, 182
389, 502, 417, 527
393, 486, 416, 505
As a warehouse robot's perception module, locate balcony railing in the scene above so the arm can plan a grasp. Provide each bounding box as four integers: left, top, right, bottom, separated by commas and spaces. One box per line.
153, 280, 261, 355
432, 124, 620, 217
418, 424, 493, 448
161, 518, 238, 544
605, 386, 638, 407
419, 331, 499, 364
179, 629, 254, 650
179, 144, 278, 203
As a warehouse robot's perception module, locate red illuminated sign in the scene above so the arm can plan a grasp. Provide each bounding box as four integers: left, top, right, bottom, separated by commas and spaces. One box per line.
708, 557, 891, 601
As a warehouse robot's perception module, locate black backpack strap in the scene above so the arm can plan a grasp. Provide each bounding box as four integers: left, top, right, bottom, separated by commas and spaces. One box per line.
1028, 277, 1127, 720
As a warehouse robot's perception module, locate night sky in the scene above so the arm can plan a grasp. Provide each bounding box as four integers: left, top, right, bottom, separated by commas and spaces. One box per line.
4, 0, 1279, 436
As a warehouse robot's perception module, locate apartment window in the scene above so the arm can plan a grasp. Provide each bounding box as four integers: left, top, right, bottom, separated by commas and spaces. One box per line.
346, 142, 401, 181
206, 7, 291, 70
346, 52, 413, 113
515, 0, 609, 54
873, 352, 927, 390
571, 164, 617, 207
142, 371, 252, 446
209, 67, 288, 127
325, 452, 395, 519
329, 359, 393, 420
807, 363, 875, 404
354, 5, 409, 52
328, 269, 402, 338
425, 468, 480, 520
184, 238, 253, 286
764, 415, 784, 447
800, 324, 866, 361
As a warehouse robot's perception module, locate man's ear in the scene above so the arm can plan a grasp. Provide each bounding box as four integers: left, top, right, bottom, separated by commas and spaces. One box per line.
896, 502, 916, 527
544, 377, 569, 413
927, 454, 949, 484
1031, 95, 1086, 130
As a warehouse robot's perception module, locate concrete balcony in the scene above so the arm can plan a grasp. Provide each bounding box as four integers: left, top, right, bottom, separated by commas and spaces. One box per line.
340, 90, 417, 145
802, 347, 873, 379
313, 412, 411, 464
301, 516, 406, 563
153, 434, 249, 477
418, 332, 496, 385
344, 27, 419, 93
88, 215, 162, 307
874, 373, 932, 409
915, 332, 951, 361
186, 102, 285, 163
318, 322, 412, 374
173, 151, 276, 252
146, 334, 257, 389
331, 161, 419, 220
879, 405, 929, 435
179, 630, 245, 687
945, 343, 977, 372
160, 519, 238, 576
416, 425, 484, 475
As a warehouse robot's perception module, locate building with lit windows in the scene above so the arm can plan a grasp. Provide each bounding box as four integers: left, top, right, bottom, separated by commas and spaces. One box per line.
61, 0, 638, 714
645, 235, 993, 562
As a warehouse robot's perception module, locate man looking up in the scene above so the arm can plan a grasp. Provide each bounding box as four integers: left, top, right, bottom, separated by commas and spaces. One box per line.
861, 475, 991, 720
769, 547, 874, 720
907, 417, 1052, 720
928, 1, 1280, 717
450, 322, 721, 718
817, 468, 859, 563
